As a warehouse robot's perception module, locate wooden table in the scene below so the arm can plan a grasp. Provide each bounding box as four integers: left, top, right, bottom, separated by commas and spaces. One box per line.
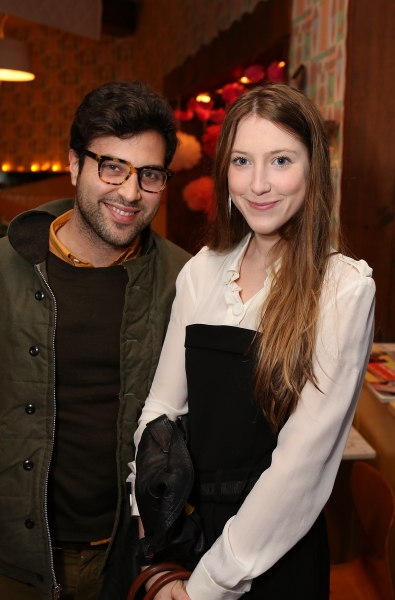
326, 427, 376, 564
353, 376, 395, 585
388, 402, 395, 419
343, 425, 377, 460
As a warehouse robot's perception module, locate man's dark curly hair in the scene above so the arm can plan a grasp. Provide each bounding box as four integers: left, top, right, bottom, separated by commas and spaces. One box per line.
70, 81, 178, 169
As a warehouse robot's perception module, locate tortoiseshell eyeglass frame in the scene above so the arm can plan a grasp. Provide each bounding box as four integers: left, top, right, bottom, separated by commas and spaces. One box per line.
84, 149, 173, 193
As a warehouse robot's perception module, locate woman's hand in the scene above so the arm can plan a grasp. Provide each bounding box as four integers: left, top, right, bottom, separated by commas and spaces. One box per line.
150, 579, 191, 600
143, 567, 191, 600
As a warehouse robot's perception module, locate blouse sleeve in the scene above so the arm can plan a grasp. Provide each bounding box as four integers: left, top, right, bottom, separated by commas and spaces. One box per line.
128, 257, 197, 515
186, 264, 375, 600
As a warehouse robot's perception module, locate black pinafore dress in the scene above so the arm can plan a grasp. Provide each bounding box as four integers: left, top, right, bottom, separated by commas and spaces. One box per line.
185, 324, 330, 599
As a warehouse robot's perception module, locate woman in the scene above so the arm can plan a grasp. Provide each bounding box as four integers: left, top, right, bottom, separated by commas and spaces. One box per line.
129, 83, 375, 599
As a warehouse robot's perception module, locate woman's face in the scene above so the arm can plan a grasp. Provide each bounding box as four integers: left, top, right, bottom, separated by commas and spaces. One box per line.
228, 115, 310, 244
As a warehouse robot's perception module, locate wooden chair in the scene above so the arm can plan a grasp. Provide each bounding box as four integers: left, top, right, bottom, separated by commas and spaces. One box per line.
330, 461, 395, 600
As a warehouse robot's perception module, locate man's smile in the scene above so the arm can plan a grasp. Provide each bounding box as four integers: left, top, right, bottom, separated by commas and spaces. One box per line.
103, 201, 141, 223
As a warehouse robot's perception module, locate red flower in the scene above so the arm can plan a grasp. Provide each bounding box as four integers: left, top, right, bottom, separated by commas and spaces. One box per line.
208, 108, 225, 124
187, 97, 214, 121
202, 124, 222, 158
222, 82, 245, 104
195, 106, 212, 121
244, 64, 265, 83
267, 61, 285, 83
173, 109, 194, 122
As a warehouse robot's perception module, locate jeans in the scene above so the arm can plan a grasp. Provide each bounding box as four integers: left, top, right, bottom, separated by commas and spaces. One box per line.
0, 548, 106, 600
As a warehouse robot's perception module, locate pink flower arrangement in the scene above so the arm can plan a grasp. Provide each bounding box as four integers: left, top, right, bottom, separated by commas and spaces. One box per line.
182, 176, 215, 217
221, 82, 245, 105
244, 64, 265, 83
201, 124, 222, 158
208, 108, 226, 124
173, 108, 194, 122
267, 61, 285, 83
187, 97, 214, 122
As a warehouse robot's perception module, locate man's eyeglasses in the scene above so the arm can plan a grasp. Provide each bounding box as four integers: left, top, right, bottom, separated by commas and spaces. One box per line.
84, 150, 173, 194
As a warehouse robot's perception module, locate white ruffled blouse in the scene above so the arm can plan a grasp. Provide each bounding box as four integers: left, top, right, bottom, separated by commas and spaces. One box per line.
128, 234, 375, 600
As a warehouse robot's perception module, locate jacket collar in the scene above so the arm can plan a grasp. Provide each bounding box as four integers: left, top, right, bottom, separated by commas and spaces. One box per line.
8, 197, 153, 265
8, 198, 74, 265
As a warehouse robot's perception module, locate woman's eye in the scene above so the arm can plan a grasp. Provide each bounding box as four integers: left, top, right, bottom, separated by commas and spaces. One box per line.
274, 156, 289, 167
232, 156, 249, 166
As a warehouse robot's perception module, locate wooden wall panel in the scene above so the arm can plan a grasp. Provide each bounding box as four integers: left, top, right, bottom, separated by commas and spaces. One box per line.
341, 0, 395, 341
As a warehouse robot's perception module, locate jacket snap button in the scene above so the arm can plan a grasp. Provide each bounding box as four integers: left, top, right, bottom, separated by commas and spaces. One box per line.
23, 460, 34, 470
25, 519, 35, 529
35, 291, 45, 301
29, 346, 39, 357
25, 404, 36, 415
36, 574, 44, 582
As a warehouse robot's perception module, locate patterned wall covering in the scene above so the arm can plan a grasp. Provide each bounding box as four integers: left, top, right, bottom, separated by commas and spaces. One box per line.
289, 0, 348, 225
0, 0, 264, 173
0, 0, 102, 40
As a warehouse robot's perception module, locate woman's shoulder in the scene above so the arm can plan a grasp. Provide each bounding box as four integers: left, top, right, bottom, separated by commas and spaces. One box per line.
326, 252, 373, 283
179, 245, 223, 276
322, 252, 375, 308
179, 238, 248, 284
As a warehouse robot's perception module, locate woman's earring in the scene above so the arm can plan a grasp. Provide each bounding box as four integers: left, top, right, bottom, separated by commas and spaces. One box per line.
228, 194, 232, 220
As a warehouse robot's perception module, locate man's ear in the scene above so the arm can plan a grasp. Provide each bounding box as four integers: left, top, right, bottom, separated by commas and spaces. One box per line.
68, 149, 79, 187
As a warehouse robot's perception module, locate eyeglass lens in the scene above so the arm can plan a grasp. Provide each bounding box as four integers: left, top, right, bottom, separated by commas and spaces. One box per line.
100, 159, 166, 191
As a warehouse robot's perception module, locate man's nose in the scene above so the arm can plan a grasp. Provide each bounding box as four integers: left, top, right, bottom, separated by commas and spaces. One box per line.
117, 172, 142, 202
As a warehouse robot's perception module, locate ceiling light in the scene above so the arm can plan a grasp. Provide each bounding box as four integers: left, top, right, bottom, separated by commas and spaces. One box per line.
0, 15, 35, 82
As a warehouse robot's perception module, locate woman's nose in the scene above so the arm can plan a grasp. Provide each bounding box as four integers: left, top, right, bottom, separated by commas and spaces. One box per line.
250, 168, 271, 196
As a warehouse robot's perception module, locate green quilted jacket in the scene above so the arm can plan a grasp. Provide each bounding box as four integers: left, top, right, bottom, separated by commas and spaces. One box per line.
0, 198, 190, 599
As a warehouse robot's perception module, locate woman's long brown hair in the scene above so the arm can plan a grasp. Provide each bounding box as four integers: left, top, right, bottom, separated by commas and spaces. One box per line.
207, 83, 335, 432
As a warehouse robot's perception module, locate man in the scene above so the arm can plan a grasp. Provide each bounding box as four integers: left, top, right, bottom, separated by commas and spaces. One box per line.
0, 81, 190, 599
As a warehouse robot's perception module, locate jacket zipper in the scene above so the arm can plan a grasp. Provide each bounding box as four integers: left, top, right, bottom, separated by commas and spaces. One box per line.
35, 265, 62, 599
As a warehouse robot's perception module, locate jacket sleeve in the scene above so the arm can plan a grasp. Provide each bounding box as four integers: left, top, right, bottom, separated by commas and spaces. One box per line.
186, 266, 375, 600
128, 259, 197, 515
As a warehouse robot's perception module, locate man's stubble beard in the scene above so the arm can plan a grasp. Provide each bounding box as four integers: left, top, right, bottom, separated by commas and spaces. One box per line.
74, 180, 159, 249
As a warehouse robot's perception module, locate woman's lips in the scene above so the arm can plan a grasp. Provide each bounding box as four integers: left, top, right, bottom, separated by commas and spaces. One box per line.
246, 199, 279, 210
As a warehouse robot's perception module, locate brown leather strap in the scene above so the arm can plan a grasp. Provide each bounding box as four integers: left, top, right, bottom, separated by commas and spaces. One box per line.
144, 570, 192, 600
127, 563, 186, 600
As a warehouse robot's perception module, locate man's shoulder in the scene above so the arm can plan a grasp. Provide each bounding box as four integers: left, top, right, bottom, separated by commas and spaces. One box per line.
150, 231, 191, 268
6, 198, 74, 266
0, 234, 12, 256
35, 197, 75, 216
0, 234, 33, 275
